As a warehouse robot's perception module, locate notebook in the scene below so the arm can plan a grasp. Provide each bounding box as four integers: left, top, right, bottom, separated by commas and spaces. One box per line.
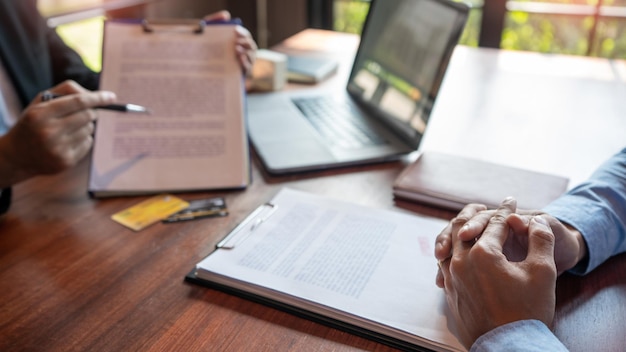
393, 151, 570, 211
246, 0, 469, 175
286, 55, 339, 83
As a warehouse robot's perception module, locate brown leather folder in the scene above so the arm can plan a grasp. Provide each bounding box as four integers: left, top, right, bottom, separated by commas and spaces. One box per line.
393, 151, 570, 211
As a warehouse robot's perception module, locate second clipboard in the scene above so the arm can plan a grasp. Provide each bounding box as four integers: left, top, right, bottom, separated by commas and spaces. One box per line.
216, 203, 277, 249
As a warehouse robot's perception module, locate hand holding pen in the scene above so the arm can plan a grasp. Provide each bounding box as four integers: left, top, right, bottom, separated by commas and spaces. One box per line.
41, 91, 150, 114
0, 80, 123, 184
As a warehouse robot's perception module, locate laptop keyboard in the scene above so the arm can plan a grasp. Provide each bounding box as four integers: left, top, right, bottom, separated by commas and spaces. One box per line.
292, 97, 387, 149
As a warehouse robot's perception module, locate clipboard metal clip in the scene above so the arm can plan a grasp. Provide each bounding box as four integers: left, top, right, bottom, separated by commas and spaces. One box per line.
216, 203, 277, 250
142, 19, 206, 34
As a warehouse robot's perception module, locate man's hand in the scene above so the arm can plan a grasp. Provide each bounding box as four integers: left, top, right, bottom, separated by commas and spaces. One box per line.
435, 201, 588, 288
435, 203, 486, 288
504, 212, 587, 273
439, 198, 557, 348
0, 80, 116, 186
204, 11, 257, 75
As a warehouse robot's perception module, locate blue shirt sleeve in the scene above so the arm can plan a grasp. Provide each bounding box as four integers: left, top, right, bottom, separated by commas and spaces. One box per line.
471, 320, 568, 352
543, 147, 626, 274
471, 150, 626, 351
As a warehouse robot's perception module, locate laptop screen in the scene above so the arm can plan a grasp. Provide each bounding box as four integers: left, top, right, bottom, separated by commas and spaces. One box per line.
346, 0, 468, 148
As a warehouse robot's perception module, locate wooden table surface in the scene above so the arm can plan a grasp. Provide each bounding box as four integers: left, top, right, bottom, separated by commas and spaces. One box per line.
1, 29, 625, 351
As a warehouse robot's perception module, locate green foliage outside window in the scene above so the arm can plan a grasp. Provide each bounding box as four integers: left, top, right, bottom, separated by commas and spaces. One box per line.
333, 0, 626, 58
595, 19, 626, 58
333, 1, 484, 48
334, 1, 370, 34
56, 16, 104, 72
460, 9, 482, 47
502, 13, 591, 55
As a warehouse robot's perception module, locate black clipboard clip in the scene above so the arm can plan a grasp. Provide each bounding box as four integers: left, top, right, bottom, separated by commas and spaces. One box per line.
142, 19, 206, 34
216, 203, 277, 250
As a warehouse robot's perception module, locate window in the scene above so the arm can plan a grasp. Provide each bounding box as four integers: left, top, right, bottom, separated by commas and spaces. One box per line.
38, 0, 153, 72
503, 0, 626, 57
332, 0, 483, 47
329, 0, 626, 58
54, 17, 105, 72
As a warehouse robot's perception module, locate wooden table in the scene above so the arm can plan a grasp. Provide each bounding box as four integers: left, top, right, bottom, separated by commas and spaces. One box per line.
1, 29, 625, 351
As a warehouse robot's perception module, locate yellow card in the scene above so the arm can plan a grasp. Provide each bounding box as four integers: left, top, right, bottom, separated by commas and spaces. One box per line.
111, 194, 190, 231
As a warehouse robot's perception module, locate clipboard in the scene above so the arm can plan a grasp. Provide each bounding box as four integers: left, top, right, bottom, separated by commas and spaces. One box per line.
184, 188, 465, 352
184, 194, 429, 351
89, 18, 250, 197
215, 202, 277, 249
184, 271, 433, 352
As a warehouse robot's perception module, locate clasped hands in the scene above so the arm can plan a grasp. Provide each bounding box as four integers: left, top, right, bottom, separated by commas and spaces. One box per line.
434, 197, 588, 348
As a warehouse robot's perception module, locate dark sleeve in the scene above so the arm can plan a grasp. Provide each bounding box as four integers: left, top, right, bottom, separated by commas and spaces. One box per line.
0, 187, 11, 215
43, 13, 100, 90
0, 0, 100, 104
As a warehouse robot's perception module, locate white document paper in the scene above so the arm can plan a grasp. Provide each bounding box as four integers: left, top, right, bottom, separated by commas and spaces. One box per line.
90, 20, 248, 196
194, 188, 465, 352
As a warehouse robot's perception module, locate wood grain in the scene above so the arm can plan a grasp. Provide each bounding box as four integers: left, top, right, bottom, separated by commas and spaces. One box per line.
1, 30, 625, 352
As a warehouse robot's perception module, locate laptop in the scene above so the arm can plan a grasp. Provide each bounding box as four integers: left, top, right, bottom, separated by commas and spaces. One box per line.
247, 0, 469, 175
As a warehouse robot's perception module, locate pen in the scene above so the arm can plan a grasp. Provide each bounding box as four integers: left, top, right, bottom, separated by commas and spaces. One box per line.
41, 91, 150, 114
162, 209, 228, 223
97, 103, 150, 114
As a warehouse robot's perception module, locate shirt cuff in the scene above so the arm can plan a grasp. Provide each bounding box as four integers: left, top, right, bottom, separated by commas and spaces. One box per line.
544, 192, 619, 275
471, 320, 568, 352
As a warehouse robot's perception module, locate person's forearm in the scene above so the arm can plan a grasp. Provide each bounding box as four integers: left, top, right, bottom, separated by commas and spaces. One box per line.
564, 223, 589, 272
544, 147, 626, 274
0, 136, 32, 188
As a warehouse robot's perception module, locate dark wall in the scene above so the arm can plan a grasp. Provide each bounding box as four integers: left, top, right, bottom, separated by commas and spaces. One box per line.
145, 0, 308, 47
